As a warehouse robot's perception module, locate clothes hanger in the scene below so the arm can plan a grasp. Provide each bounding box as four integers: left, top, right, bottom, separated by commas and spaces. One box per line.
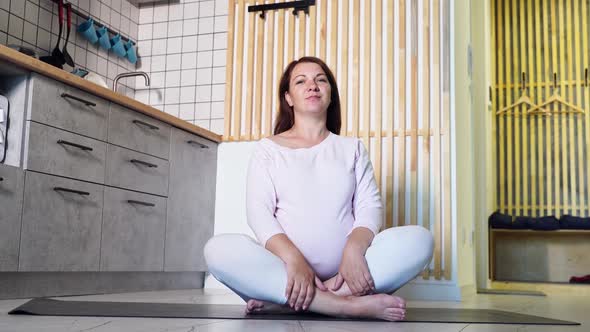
527, 73, 585, 115
497, 72, 547, 116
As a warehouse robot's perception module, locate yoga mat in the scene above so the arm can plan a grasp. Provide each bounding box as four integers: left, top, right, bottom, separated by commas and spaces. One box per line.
9, 298, 579, 325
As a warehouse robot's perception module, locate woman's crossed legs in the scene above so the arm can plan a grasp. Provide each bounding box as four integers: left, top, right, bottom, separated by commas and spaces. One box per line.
204, 225, 434, 321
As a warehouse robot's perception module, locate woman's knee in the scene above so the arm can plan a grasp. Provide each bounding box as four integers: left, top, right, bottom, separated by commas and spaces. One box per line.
405, 225, 434, 265
204, 234, 253, 274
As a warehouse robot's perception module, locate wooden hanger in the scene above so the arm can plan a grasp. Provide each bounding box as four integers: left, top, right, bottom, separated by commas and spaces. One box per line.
497, 72, 548, 116
528, 73, 585, 115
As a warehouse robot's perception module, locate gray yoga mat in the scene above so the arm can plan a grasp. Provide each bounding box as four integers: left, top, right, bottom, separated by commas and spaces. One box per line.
9, 298, 579, 325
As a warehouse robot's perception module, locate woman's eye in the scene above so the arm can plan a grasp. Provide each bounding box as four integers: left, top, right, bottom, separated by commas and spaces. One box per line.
295, 81, 304, 85
318, 79, 327, 83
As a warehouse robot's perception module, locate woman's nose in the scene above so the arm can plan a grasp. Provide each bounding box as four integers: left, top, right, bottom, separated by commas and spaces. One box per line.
307, 81, 319, 91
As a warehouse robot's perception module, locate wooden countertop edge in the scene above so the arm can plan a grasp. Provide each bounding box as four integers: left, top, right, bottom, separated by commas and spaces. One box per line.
0, 45, 222, 143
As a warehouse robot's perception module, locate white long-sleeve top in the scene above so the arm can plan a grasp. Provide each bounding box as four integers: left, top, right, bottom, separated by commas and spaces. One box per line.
246, 132, 383, 279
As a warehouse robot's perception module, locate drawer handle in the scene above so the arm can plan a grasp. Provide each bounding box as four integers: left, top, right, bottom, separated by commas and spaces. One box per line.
53, 187, 90, 196
130, 159, 158, 168
187, 140, 209, 149
133, 119, 159, 131
57, 140, 94, 151
60, 93, 97, 107
127, 199, 156, 207
0, 177, 3, 182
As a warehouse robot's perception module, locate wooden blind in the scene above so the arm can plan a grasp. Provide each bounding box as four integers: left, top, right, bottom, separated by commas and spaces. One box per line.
224, 0, 452, 280
492, 0, 590, 218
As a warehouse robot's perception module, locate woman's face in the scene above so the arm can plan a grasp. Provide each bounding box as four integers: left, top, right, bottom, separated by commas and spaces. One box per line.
285, 62, 332, 115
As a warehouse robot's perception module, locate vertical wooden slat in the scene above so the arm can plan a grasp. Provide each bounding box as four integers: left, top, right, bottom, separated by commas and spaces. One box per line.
489, 0, 497, 279
287, 5, 295, 61
385, 0, 395, 229
329, 0, 338, 71
506, 0, 514, 216
352, 0, 360, 137
420, 0, 431, 279
374, 0, 383, 190
340, 0, 349, 135
254, 5, 265, 140
362, 0, 371, 150
576, 0, 590, 216
244, 0, 256, 140
309, 1, 317, 56
410, 0, 418, 226
319, 0, 327, 60
534, 0, 544, 217
574, 0, 584, 215
431, 0, 441, 279
442, 0, 451, 281
524, 0, 537, 216
298, 10, 306, 58
497, 0, 505, 213
553, 0, 562, 216
223, 0, 236, 139
528, 0, 537, 217
398, 0, 407, 228
559, 0, 568, 217
264, 5, 275, 137
516, 0, 524, 216
543, 0, 552, 216
566, 0, 576, 215
232, 0, 245, 140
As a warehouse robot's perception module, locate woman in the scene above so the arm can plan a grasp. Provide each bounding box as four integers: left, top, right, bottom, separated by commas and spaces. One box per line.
204, 57, 433, 321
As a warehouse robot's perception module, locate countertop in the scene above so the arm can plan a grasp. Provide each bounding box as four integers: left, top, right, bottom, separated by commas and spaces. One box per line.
0, 44, 222, 143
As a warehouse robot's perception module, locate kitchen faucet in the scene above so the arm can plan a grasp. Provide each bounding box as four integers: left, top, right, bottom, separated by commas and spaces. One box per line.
113, 71, 150, 92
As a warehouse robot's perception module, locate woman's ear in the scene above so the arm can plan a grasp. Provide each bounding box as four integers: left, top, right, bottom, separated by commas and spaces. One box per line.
285, 92, 294, 107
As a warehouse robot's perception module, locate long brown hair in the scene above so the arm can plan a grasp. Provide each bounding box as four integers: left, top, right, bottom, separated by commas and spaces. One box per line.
274, 57, 341, 135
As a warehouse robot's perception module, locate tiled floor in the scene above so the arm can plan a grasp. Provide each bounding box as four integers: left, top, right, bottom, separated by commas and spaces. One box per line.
0, 288, 588, 331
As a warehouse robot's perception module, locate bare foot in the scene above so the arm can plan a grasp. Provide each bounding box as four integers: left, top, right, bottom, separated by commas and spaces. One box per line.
345, 294, 407, 321
245, 299, 295, 315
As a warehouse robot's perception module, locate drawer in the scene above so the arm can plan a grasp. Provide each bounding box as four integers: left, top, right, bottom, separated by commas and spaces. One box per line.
108, 104, 171, 159
106, 144, 169, 196
19, 171, 103, 271
28, 73, 108, 140
0, 164, 24, 271
24, 121, 106, 184
100, 187, 167, 271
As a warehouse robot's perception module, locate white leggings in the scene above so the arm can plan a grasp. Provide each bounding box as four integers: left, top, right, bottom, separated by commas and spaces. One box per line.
204, 225, 434, 304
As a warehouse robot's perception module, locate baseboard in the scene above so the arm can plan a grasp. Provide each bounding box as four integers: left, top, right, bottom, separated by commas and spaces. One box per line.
395, 281, 462, 301
0, 272, 205, 300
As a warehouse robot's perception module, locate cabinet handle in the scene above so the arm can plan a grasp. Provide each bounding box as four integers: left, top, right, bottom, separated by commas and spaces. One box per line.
57, 140, 94, 151
54, 187, 90, 196
187, 140, 209, 149
130, 159, 158, 168
127, 199, 156, 207
60, 93, 96, 107
0, 177, 3, 182
132, 119, 159, 130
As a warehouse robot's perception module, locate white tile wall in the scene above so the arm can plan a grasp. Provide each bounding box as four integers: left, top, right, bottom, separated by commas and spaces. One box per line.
137, 0, 228, 134
0, 0, 140, 96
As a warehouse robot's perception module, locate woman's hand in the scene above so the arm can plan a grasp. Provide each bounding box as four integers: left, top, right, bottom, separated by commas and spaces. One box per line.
331, 245, 375, 296
285, 258, 327, 311
331, 227, 376, 296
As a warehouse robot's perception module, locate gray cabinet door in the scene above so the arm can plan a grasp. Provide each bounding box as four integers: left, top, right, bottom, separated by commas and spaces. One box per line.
24, 121, 107, 184
19, 172, 103, 271
105, 144, 169, 196
0, 164, 24, 271
28, 74, 109, 140
165, 129, 217, 271
108, 104, 171, 160
100, 187, 166, 271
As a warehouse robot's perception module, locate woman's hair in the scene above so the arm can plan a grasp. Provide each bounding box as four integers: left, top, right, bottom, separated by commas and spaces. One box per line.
274, 56, 341, 135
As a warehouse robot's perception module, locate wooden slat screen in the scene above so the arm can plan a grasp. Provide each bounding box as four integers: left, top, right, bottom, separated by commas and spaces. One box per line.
224, 0, 452, 280
492, 0, 590, 218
